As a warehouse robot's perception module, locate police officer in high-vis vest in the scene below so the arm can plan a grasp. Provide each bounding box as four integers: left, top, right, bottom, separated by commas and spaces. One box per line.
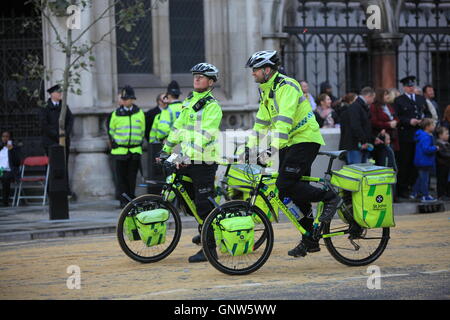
107, 85, 146, 208
244, 50, 341, 258
148, 81, 183, 143
159, 63, 222, 263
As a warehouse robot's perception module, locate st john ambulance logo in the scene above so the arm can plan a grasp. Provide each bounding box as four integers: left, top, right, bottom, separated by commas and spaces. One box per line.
376, 195, 384, 203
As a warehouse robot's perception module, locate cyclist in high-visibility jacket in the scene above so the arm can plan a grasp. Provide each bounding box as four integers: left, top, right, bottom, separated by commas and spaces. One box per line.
159, 63, 222, 263
245, 50, 341, 258
107, 85, 146, 208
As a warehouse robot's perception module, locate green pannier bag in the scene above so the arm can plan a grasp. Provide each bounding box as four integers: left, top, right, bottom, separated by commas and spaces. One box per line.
124, 216, 141, 241
135, 209, 170, 247
225, 164, 279, 223
214, 216, 255, 256
331, 163, 396, 229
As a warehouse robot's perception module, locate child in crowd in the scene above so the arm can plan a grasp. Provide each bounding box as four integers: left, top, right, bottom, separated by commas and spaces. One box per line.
436, 127, 450, 201
411, 118, 439, 202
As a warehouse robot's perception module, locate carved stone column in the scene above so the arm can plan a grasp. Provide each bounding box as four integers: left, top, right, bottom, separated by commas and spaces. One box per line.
370, 33, 404, 89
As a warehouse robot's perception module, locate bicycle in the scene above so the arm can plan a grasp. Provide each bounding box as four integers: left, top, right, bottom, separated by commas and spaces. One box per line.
201, 151, 391, 275
116, 155, 207, 263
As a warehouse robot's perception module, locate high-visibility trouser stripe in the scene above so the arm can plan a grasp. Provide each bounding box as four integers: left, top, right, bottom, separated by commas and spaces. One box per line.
274, 115, 293, 125
255, 118, 271, 126
114, 132, 132, 136
160, 120, 171, 125
183, 125, 195, 131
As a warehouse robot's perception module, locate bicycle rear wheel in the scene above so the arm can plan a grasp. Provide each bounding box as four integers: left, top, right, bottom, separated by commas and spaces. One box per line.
117, 194, 182, 263
201, 200, 274, 275
322, 203, 390, 266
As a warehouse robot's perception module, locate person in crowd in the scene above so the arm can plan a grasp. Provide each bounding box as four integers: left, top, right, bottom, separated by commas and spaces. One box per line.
148, 93, 169, 143
314, 93, 339, 128
394, 76, 428, 198
319, 81, 340, 108
439, 105, 450, 131
144, 94, 164, 142
334, 92, 357, 118
300, 80, 317, 111
107, 85, 146, 208
0, 131, 21, 207
436, 126, 450, 201
414, 86, 423, 96
39, 84, 74, 198
339, 87, 381, 164
387, 88, 401, 103
370, 88, 400, 167
423, 85, 440, 125
411, 118, 438, 202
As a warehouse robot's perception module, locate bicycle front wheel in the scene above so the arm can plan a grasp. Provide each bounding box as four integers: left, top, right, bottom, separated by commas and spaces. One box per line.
201, 200, 274, 275
117, 194, 182, 263
322, 203, 390, 266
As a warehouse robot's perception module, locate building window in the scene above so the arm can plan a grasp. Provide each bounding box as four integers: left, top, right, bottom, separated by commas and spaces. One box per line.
169, 0, 205, 74
115, 0, 153, 75
346, 52, 371, 94
432, 51, 450, 111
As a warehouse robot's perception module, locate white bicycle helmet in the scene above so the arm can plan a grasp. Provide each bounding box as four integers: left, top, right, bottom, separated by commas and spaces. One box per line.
190, 63, 219, 82
245, 50, 280, 69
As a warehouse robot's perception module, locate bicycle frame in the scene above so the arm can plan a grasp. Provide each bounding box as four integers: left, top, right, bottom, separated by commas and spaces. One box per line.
246, 168, 355, 240
161, 172, 204, 225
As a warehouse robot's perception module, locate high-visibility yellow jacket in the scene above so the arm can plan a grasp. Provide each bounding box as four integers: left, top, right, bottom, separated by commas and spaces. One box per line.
248, 72, 325, 150
162, 91, 222, 162
148, 101, 183, 143
108, 105, 146, 155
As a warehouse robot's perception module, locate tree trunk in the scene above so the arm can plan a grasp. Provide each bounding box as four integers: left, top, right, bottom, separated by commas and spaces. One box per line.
59, 28, 72, 149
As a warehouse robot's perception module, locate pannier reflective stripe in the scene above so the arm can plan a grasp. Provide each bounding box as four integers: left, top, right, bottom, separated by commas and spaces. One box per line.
124, 216, 141, 241
134, 209, 170, 247
331, 164, 396, 229
213, 216, 255, 256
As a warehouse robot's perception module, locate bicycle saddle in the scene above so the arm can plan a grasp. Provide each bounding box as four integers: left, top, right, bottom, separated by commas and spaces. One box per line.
318, 150, 347, 159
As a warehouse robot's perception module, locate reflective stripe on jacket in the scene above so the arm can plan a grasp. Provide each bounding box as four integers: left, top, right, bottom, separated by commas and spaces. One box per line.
108, 106, 146, 155
162, 91, 222, 162
148, 101, 183, 143
248, 72, 325, 150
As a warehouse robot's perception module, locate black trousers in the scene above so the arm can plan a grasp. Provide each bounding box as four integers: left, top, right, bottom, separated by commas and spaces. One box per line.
1, 171, 14, 206
396, 141, 418, 195
436, 164, 450, 198
115, 156, 140, 205
179, 163, 218, 220
276, 143, 328, 233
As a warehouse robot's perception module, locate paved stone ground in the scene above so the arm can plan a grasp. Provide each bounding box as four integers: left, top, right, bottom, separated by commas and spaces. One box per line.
0, 212, 448, 300
0, 198, 448, 242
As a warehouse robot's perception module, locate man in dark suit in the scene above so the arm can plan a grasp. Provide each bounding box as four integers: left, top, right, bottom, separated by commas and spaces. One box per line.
394, 76, 427, 198
339, 87, 377, 164
39, 84, 74, 196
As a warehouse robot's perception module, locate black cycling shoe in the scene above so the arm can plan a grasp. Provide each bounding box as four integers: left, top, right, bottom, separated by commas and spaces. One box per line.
188, 249, 207, 263
192, 234, 201, 245
188, 248, 217, 263
288, 238, 320, 257
319, 194, 342, 222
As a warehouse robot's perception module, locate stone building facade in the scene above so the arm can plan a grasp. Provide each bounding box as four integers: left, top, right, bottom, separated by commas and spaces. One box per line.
1, 0, 449, 200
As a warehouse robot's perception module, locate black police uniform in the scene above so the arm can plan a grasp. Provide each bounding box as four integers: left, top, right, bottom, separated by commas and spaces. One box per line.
394, 76, 427, 197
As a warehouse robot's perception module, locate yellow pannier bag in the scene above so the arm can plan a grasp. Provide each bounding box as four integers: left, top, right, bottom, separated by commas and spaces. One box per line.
331, 164, 396, 229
